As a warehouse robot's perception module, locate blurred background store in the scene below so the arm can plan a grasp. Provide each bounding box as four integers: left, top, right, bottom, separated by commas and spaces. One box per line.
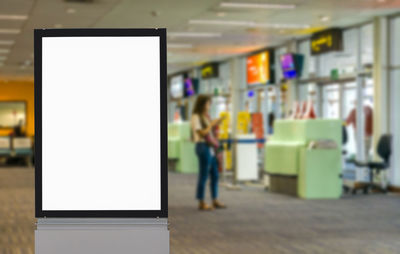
1, 0, 400, 253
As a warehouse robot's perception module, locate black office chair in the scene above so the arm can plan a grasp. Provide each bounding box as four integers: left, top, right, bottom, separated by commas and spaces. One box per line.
354, 134, 392, 194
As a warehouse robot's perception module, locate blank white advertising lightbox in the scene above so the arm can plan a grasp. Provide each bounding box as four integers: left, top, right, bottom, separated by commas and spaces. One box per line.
35, 29, 167, 218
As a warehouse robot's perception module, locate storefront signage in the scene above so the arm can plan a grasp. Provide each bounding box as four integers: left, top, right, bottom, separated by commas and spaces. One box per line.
218, 112, 232, 171
247, 51, 270, 85
201, 63, 219, 79
237, 111, 251, 134
219, 112, 230, 140
311, 28, 343, 55
251, 113, 264, 149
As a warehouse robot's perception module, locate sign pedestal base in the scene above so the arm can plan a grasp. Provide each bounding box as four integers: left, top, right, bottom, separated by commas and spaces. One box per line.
35, 219, 169, 254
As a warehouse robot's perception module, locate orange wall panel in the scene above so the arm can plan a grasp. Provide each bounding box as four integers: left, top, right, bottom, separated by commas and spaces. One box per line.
0, 80, 35, 137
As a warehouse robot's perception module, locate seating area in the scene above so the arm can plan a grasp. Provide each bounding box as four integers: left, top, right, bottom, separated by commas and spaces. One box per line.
265, 119, 342, 199
0, 136, 33, 166
168, 122, 198, 173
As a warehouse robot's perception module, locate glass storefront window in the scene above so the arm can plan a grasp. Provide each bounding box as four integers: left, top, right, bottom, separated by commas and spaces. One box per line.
361, 24, 374, 65
319, 28, 359, 77
342, 82, 357, 158
363, 78, 374, 107
297, 40, 315, 79
298, 84, 308, 102
199, 62, 231, 95
299, 25, 373, 79
322, 84, 340, 119
297, 83, 319, 117
390, 17, 400, 67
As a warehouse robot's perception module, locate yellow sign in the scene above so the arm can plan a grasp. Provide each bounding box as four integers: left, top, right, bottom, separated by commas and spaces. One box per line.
224, 150, 232, 170
219, 112, 230, 140
311, 34, 332, 53
218, 111, 232, 170
237, 111, 251, 134
310, 28, 342, 55
201, 63, 218, 79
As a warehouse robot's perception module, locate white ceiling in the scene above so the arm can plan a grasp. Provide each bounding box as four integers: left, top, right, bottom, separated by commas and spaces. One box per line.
0, 0, 399, 78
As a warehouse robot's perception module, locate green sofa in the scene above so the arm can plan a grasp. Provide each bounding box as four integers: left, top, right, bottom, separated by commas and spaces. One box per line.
168, 122, 198, 173
265, 119, 342, 199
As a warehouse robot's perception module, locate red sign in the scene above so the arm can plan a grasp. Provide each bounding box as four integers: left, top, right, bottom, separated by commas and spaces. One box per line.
251, 113, 264, 148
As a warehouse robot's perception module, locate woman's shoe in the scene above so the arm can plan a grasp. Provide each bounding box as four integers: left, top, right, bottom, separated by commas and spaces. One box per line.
213, 200, 227, 209
198, 201, 213, 211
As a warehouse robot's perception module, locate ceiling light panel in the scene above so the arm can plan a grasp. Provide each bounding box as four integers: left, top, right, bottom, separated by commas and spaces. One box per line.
320, 15, 330, 22
0, 49, 10, 54
220, 2, 296, 10
168, 32, 222, 38
0, 29, 20, 34
0, 40, 14, 46
0, 14, 28, 20
189, 20, 309, 29
167, 43, 193, 48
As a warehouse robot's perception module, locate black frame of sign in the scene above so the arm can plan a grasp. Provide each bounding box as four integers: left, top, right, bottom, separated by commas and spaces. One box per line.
34, 28, 168, 218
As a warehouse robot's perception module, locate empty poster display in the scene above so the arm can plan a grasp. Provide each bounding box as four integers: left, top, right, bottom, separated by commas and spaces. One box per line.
35, 29, 167, 218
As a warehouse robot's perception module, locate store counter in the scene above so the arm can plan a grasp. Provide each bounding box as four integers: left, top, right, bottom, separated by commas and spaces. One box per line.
168, 122, 198, 173
265, 119, 342, 199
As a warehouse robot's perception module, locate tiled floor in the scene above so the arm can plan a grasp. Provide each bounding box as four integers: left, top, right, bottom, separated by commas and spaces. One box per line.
1, 167, 400, 254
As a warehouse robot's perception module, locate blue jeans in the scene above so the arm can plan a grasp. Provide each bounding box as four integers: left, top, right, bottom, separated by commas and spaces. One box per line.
195, 143, 219, 200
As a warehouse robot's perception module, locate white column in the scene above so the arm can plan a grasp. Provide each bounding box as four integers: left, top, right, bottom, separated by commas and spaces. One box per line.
389, 17, 400, 187
389, 71, 400, 187
230, 57, 246, 184
355, 26, 367, 182
230, 58, 245, 139
263, 87, 269, 133
373, 17, 389, 147
286, 40, 298, 114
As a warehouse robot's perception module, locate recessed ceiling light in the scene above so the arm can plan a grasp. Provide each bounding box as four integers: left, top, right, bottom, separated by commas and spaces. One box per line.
167, 43, 193, 49
189, 19, 309, 29
0, 29, 20, 34
0, 40, 14, 46
0, 48, 10, 54
66, 8, 76, 14
320, 15, 330, 22
168, 32, 222, 38
220, 2, 296, 9
54, 24, 63, 28
377, 0, 386, 2
0, 14, 28, 20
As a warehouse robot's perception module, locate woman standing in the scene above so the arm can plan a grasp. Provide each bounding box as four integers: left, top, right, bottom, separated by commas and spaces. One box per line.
191, 95, 226, 211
